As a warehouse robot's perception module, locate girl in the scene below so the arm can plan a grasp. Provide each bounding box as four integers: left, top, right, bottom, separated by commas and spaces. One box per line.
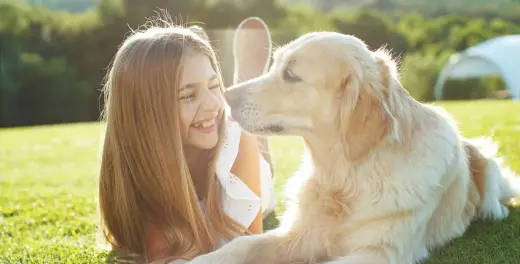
98, 17, 276, 263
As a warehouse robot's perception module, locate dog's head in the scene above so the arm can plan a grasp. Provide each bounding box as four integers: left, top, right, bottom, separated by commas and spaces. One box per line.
226, 32, 403, 161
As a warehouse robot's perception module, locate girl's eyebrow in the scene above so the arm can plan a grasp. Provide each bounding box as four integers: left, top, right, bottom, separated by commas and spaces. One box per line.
180, 75, 218, 91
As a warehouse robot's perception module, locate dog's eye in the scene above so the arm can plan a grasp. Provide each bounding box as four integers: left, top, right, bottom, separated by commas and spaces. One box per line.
283, 68, 302, 83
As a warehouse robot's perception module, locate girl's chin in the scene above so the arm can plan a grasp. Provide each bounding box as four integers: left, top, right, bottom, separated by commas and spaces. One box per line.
186, 131, 219, 151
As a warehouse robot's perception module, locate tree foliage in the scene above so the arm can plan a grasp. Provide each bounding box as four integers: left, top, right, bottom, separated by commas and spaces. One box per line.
1, 0, 519, 127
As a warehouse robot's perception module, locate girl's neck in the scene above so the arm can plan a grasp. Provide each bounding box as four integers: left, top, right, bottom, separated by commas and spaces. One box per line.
184, 146, 211, 201
184, 146, 209, 167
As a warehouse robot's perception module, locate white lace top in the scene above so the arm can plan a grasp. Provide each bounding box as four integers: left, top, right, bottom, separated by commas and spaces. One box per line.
168, 121, 276, 264
215, 120, 277, 232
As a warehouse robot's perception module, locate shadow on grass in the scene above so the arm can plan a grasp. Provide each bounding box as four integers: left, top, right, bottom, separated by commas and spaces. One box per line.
425, 206, 520, 264
104, 250, 145, 264
263, 210, 280, 231
104, 250, 120, 264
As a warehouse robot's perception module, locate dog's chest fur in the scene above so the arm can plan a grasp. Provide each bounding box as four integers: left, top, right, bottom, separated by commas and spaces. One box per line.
301, 178, 358, 220
284, 138, 456, 262
285, 175, 364, 261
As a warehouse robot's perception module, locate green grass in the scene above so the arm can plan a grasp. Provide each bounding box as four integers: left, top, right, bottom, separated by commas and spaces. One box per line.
1, 100, 519, 263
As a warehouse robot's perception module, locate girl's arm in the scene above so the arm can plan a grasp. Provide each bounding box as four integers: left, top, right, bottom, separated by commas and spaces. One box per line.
256, 136, 273, 175
231, 131, 264, 234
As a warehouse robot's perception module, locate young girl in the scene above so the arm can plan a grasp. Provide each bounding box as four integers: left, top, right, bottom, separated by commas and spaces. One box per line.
98, 17, 276, 263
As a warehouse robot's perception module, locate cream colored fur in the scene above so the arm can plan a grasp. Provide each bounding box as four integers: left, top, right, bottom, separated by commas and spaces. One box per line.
187, 32, 520, 264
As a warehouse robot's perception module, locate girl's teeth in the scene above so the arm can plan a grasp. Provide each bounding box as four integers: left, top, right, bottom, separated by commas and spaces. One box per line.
193, 119, 215, 128
202, 120, 214, 128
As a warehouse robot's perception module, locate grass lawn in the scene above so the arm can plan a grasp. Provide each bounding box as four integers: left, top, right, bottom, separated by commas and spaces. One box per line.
1, 100, 519, 263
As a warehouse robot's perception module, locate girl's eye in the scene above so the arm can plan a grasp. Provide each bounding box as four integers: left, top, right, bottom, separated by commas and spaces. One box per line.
209, 84, 220, 90
179, 94, 195, 100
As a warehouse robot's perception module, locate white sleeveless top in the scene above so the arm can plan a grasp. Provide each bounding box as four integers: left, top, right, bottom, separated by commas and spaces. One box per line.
214, 120, 277, 232
164, 121, 278, 264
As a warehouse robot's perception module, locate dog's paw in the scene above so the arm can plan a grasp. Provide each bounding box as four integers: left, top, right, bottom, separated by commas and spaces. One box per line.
187, 254, 214, 264
479, 198, 510, 220
188, 253, 243, 264
497, 204, 510, 219
187, 256, 218, 264
491, 204, 509, 220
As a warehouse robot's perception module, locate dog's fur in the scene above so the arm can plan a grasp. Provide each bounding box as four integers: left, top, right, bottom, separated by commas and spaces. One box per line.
188, 32, 520, 264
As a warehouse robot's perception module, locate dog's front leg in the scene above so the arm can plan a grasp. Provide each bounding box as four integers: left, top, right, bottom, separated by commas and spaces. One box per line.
318, 247, 423, 264
318, 250, 389, 264
188, 231, 285, 264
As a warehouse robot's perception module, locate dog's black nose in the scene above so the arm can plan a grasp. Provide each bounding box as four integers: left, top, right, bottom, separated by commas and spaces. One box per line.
224, 88, 243, 109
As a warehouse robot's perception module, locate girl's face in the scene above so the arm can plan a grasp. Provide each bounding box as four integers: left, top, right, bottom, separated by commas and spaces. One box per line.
178, 52, 225, 150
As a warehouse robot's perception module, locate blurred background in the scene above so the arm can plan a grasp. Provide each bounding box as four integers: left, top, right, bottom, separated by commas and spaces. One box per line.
0, 0, 519, 128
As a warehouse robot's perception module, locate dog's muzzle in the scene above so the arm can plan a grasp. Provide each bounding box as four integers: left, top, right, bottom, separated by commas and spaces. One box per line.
224, 87, 244, 110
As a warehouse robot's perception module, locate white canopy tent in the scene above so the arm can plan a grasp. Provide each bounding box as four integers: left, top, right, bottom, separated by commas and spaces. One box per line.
434, 35, 520, 100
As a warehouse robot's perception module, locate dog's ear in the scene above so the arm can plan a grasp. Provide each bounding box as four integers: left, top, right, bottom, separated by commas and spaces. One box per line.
339, 53, 397, 162
188, 25, 209, 41
373, 47, 401, 93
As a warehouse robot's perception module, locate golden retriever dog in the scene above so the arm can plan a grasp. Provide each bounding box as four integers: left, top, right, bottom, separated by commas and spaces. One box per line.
188, 32, 520, 264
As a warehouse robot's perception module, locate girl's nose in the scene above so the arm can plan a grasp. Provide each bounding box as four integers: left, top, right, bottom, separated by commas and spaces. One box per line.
201, 89, 221, 111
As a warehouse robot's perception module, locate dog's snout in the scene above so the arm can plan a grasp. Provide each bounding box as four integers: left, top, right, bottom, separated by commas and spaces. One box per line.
224, 88, 243, 109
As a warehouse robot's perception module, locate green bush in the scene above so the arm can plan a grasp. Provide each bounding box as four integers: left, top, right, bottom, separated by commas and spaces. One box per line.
443, 76, 506, 100
332, 9, 411, 55
0, 53, 91, 127
399, 51, 451, 102
399, 49, 506, 101
2, 0, 520, 127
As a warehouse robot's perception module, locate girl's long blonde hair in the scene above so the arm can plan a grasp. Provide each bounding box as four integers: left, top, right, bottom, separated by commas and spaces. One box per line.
98, 19, 245, 262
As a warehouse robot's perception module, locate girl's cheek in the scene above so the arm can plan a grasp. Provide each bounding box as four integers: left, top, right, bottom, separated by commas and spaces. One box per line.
179, 104, 195, 130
